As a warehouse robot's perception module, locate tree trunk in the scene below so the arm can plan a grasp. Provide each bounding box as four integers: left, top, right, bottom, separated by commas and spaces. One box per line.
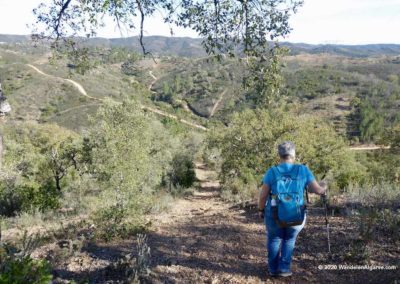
0, 132, 2, 247
0, 132, 3, 170
55, 174, 62, 192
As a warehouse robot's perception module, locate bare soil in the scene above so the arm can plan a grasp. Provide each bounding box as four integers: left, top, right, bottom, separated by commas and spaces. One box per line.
33, 164, 399, 283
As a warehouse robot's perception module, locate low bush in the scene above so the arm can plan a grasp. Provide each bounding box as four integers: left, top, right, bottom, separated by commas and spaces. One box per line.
356, 207, 400, 243
209, 108, 364, 201
91, 205, 147, 242
169, 153, 196, 189
0, 231, 52, 283
220, 178, 258, 203
347, 183, 400, 207
0, 173, 60, 217
343, 239, 371, 264
0, 256, 52, 284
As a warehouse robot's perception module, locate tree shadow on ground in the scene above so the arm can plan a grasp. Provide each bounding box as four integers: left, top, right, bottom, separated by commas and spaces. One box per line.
147, 216, 267, 277
51, 196, 400, 283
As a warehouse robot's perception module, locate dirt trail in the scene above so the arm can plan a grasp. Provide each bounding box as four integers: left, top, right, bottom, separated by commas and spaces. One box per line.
175, 99, 192, 113
146, 164, 269, 283
31, 164, 399, 283
26, 64, 101, 101
27, 64, 208, 131
48, 103, 102, 119
148, 70, 158, 92
349, 145, 391, 151
210, 89, 227, 117
143, 165, 399, 283
141, 105, 208, 131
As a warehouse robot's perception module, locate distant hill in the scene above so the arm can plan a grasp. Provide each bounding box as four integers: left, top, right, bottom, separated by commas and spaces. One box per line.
285, 42, 400, 57
1, 34, 400, 58
0, 34, 31, 43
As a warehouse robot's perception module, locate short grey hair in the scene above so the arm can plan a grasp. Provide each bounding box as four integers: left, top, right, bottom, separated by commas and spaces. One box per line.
278, 141, 296, 158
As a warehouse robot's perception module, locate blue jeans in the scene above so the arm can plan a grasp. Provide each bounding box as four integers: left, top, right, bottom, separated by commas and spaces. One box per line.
264, 211, 306, 273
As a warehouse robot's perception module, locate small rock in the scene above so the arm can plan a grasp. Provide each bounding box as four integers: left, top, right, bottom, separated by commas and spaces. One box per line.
57, 240, 70, 248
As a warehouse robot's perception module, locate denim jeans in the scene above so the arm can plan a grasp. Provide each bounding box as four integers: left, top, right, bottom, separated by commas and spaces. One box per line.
264, 211, 306, 273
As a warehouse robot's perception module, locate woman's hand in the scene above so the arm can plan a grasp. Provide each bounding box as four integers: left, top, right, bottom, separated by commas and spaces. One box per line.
309, 180, 327, 195
319, 180, 328, 191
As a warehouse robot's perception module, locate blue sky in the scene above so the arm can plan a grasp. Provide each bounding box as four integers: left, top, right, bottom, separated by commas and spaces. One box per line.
0, 0, 400, 44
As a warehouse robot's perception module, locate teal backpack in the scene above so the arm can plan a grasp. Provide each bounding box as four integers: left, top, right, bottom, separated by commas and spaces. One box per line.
270, 164, 307, 227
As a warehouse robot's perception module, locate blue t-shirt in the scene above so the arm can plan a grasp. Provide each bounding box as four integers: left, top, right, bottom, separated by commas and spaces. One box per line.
262, 163, 315, 188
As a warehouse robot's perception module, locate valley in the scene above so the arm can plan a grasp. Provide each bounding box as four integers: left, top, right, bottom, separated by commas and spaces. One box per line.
0, 35, 399, 283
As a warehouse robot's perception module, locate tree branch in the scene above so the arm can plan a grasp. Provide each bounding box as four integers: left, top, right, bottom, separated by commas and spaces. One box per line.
135, 0, 156, 62
54, 0, 72, 39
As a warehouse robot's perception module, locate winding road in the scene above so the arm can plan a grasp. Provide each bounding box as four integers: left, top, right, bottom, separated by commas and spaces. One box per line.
27, 64, 208, 131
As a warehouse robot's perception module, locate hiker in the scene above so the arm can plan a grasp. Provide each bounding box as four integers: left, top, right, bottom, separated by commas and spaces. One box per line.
258, 141, 327, 277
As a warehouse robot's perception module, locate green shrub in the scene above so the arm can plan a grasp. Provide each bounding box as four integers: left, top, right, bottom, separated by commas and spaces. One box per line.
356, 207, 400, 242
209, 108, 364, 200
91, 205, 147, 242
169, 153, 196, 188
0, 177, 24, 217
0, 256, 52, 284
347, 183, 400, 207
343, 239, 371, 264
220, 178, 258, 203
121, 59, 140, 76
0, 174, 60, 217
0, 231, 52, 284
1, 122, 84, 215
89, 99, 175, 204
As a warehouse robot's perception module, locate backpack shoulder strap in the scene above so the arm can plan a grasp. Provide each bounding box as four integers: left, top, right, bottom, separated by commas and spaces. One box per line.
295, 164, 302, 178
271, 166, 282, 182
301, 163, 310, 204
285, 164, 301, 179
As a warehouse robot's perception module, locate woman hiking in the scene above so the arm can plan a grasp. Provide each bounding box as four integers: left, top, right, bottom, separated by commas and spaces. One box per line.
258, 141, 327, 277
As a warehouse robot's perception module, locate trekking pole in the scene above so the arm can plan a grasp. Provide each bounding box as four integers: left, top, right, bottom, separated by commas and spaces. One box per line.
321, 193, 331, 255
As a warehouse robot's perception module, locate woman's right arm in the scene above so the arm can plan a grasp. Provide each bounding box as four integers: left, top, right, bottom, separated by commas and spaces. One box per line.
308, 180, 327, 195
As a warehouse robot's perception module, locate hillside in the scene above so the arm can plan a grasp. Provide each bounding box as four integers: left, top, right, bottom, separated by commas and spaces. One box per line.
147, 54, 400, 141
1, 35, 399, 284
1, 40, 399, 142
0, 45, 208, 132
2, 34, 400, 58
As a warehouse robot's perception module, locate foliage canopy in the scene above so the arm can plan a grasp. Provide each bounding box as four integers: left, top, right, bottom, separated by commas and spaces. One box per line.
33, 0, 303, 57
88, 99, 177, 211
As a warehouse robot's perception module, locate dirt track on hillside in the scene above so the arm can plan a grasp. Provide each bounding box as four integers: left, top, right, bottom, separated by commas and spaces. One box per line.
210, 89, 227, 117
26, 64, 101, 101
26, 63, 208, 131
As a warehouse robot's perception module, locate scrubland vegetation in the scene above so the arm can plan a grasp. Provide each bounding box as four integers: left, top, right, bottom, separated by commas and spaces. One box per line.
0, 37, 399, 282
0, 0, 396, 280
